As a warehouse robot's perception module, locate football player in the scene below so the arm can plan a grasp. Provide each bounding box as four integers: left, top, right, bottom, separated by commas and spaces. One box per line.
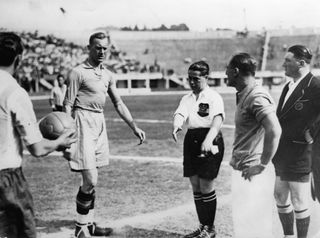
0, 32, 76, 238
63, 32, 145, 238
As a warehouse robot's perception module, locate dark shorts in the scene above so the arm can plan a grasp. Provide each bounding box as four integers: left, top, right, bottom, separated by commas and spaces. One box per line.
275, 170, 310, 183
183, 128, 224, 180
53, 105, 63, 112
0, 167, 36, 238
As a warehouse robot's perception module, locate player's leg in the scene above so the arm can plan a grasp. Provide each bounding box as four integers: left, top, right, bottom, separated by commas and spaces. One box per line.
232, 164, 274, 238
77, 169, 112, 237
72, 110, 112, 237
198, 178, 216, 238
289, 175, 311, 238
87, 111, 112, 237
196, 131, 224, 238
183, 130, 203, 238
274, 175, 294, 237
0, 168, 36, 238
186, 175, 205, 238
75, 169, 98, 238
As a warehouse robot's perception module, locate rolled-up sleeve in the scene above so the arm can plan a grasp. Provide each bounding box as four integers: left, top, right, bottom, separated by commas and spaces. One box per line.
212, 93, 225, 120
251, 96, 275, 123
9, 89, 42, 146
174, 96, 189, 120
64, 69, 81, 107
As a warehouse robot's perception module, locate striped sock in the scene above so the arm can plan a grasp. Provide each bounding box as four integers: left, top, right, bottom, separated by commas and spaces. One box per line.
76, 187, 95, 225
295, 209, 310, 238
193, 192, 205, 225
277, 204, 294, 236
202, 190, 217, 228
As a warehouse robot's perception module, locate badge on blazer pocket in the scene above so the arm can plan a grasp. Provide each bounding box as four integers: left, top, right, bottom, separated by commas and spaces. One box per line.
197, 103, 209, 117
294, 102, 304, 111
294, 99, 309, 111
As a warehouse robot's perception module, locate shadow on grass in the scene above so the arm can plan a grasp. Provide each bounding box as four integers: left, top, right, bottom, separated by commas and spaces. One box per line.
123, 226, 183, 238
36, 218, 74, 233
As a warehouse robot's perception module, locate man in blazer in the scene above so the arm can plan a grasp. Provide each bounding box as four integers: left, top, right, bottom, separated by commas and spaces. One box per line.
273, 45, 320, 238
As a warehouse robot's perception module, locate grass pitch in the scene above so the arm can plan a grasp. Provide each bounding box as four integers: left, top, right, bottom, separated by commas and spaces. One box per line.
29, 90, 285, 237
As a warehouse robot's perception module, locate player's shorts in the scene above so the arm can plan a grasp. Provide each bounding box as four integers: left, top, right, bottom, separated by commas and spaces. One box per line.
275, 170, 310, 182
64, 109, 110, 171
183, 128, 224, 180
53, 105, 63, 112
0, 167, 36, 238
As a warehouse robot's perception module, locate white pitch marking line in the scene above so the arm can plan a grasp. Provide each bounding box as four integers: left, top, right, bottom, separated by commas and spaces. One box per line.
109, 193, 232, 229
106, 117, 235, 129
22, 151, 230, 166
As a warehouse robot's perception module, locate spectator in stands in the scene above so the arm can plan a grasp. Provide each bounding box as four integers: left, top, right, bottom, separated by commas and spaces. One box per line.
49, 74, 67, 111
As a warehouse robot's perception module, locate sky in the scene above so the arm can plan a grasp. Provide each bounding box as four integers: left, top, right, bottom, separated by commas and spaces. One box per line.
1, 0, 320, 35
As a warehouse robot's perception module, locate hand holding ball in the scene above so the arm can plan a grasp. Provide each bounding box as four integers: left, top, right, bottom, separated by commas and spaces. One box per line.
39, 112, 77, 151
39, 112, 76, 140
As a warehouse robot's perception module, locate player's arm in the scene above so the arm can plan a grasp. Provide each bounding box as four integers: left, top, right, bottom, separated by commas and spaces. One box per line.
108, 84, 145, 144
49, 89, 55, 110
172, 96, 188, 142
201, 93, 225, 154
63, 70, 81, 116
243, 112, 281, 180
11, 89, 76, 157
172, 113, 184, 142
27, 131, 76, 157
201, 114, 223, 154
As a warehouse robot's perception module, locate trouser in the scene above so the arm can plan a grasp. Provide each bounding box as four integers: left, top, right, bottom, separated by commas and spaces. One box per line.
232, 164, 275, 238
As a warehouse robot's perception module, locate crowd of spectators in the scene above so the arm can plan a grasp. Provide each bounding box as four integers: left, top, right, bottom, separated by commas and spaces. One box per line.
2, 30, 161, 93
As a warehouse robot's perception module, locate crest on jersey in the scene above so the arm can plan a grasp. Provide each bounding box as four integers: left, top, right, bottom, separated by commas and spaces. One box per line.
198, 103, 209, 117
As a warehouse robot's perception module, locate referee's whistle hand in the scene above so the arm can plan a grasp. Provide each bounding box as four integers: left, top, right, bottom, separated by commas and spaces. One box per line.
172, 127, 181, 142
134, 128, 146, 145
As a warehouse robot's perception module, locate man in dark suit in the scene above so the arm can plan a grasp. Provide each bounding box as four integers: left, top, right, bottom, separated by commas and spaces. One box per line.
273, 45, 320, 238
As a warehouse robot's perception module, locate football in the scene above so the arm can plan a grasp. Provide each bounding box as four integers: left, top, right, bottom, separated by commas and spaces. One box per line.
39, 112, 76, 140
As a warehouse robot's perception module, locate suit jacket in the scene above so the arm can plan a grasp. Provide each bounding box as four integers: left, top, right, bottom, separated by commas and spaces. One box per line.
273, 73, 320, 173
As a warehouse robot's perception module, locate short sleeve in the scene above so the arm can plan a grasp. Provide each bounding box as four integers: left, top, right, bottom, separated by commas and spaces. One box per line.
250, 95, 275, 122
174, 96, 189, 119
49, 88, 55, 99
107, 74, 123, 106
64, 69, 81, 107
9, 88, 43, 145
212, 93, 225, 120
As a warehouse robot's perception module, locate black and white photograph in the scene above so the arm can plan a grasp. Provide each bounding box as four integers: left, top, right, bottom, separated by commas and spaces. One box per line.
1, 0, 320, 237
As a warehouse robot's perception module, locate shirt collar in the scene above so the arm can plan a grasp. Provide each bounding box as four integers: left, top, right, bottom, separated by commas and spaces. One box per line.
237, 83, 257, 106
190, 85, 210, 99
288, 71, 309, 87
82, 59, 105, 70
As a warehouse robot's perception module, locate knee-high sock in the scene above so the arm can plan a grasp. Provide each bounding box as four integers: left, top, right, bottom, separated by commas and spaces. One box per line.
295, 209, 310, 238
202, 190, 217, 228
277, 204, 294, 236
76, 187, 95, 225
193, 192, 205, 225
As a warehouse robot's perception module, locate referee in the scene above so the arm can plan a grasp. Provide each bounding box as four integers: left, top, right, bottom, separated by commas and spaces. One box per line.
172, 61, 225, 238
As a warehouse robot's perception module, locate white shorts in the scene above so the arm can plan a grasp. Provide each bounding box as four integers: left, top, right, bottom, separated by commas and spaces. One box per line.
64, 109, 109, 171
232, 164, 275, 238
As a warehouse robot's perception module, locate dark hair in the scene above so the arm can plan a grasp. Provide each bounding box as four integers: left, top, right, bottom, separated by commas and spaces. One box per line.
0, 32, 24, 67
288, 45, 312, 64
188, 61, 209, 76
56, 73, 64, 80
89, 32, 109, 45
229, 53, 257, 76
